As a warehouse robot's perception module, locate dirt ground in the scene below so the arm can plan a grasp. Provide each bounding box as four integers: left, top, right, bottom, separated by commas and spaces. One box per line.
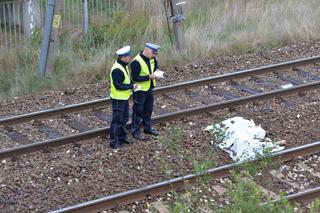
0, 40, 320, 212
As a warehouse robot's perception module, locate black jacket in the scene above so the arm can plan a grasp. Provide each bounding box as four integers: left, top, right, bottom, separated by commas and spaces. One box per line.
130, 52, 159, 89
111, 58, 133, 90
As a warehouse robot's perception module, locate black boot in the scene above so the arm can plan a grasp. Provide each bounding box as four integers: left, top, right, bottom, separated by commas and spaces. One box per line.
110, 142, 121, 149
144, 129, 159, 136
120, 139, 134, 144
133, 133, 145, 141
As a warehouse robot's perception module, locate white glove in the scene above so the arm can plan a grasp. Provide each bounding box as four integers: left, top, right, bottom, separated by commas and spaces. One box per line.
133, 84, 142, 92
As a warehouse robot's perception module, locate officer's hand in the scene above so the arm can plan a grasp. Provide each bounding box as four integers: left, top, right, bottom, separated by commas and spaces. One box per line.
133, 84, 138, 90
149, 74, 157, 80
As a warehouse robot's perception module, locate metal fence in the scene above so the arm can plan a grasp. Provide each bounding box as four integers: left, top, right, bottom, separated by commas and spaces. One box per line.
0, 0, 213, 50
0, 0, 40, 49
60, 0, 119, 33
0, 0, 119, 49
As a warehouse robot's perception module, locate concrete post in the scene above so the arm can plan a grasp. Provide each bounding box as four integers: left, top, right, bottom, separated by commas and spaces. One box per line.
169, 0, 186, 51
23, 0, 41, 37
83, 0, 89, 33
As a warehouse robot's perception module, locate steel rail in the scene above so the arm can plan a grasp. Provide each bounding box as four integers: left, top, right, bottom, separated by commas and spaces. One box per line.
260, 186, 320, 206
0, 81, 319, 159
49, 141, 320, 213
1, 56, 320, 126
285, 187, 320, 204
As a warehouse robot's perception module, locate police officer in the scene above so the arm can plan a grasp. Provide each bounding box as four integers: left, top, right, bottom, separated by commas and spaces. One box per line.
131, 43, 161, 140
109, 46, 137, 149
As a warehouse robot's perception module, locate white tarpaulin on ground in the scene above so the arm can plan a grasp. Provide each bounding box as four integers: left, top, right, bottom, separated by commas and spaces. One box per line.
205, 117, 284, 162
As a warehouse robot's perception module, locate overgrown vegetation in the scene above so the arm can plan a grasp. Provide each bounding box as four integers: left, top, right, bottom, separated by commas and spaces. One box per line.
220, 171, 293, 213
155, 125, 320, 213
1, 0, 320, 98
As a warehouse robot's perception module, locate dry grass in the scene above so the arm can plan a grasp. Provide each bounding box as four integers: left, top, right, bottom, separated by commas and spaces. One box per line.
1, 0, 320, 98
105, 0, 320, 63
161, 0, 320, 61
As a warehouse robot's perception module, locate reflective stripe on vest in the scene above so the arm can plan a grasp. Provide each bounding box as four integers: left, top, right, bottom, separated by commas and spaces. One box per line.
133, 54, 156, 91
110, 62, 131, 100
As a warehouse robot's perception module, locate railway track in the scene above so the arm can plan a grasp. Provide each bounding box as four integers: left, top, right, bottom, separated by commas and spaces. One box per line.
1, 56, 320, 159
50, 141, 320, 212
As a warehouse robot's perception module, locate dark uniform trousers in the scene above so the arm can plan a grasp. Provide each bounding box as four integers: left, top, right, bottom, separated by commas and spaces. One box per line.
132, 90, 154, 136
110, 99, 129, 145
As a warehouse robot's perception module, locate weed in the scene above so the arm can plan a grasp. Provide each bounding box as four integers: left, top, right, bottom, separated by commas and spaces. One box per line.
158, 127, 186, 178
209, 122, 229, 145
219, 172, 293, 213
159, 127, 183, 154
158, 126, 218, 212
30, 27, 42, 48
310, 198, 320, 213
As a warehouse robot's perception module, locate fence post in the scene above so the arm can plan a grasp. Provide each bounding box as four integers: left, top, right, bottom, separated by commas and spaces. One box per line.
38, 0, 55, 78
83, 0, 89, 33
169, 0, 186, 51
46, 0, 62, 77
38, 0, 62, 78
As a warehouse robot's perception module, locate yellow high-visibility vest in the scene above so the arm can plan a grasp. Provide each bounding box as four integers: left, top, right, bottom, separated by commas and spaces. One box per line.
133, 54, 156, 91
109, 61, 131, 100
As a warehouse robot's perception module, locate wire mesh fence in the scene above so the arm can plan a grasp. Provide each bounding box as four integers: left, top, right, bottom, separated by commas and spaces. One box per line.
0, 0, 33, 49
0, 0, 214, 49
0, 0, 119, 49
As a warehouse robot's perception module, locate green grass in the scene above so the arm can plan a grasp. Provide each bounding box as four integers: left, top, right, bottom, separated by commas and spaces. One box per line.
1, 0, 320, 98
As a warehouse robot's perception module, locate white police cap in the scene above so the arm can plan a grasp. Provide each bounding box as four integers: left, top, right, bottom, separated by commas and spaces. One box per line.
146, 43, 160, 53
116, 45, 131, 57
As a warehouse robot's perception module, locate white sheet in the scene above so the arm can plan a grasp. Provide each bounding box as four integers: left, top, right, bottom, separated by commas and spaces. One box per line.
205, 117, 284, 162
